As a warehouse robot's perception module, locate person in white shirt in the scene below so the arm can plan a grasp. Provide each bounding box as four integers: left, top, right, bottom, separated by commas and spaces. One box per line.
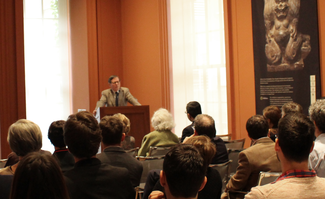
308, 99, 325, 177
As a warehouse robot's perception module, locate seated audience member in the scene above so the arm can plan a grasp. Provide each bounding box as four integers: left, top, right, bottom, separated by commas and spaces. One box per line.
63, 111, 134, 199
180, 101, 202, 142
245, 113, 325, 199
3, 152, 19, 167
150, 144, 207, 199
308, 99, 325, 177
147, 135, 222, 199
221, 115, 281, 199
185, 114, 228, 164
97, 115, 143, 187
48, 120, 75, 172
138, 108, 179, 156
263, 105, 281, 142
114, 113, 136, 150
281, 101, 303, 117
10, 152, 69, 199
0, 119, 42, 175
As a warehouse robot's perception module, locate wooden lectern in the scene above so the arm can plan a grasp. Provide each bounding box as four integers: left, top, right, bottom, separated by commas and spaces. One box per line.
97, 106, 150, 147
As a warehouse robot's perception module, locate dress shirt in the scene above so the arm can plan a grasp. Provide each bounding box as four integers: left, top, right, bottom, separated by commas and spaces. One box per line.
309, 133, 325, 177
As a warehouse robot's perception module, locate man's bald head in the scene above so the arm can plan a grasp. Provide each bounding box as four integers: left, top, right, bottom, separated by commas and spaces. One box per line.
194, 114, 216, 139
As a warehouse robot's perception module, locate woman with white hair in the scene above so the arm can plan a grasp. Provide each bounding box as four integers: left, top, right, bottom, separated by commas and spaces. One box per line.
0, 119, 43, 175
138, 108, 179, 156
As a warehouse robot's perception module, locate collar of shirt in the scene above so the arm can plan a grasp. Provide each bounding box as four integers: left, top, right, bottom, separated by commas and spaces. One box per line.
316, 133, 325, 141
274, 169, 316, 183
54, 148, 69, 153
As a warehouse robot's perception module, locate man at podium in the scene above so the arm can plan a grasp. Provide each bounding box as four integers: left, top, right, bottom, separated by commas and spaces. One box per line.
93, 75, 141, 115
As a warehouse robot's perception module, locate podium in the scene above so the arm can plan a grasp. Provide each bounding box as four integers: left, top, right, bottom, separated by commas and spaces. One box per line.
97, 106, 150, 147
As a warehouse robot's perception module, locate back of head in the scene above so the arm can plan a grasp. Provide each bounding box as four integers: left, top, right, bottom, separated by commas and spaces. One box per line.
278, 113, 314, 162
64, 111, 101, 159
186, 101, 202, 119
309, 99, 325, 134
48, 120, 66, 148
100, 115, 124, 146
151, 108, 175, 131
194, 114, 216, 139
10, 152, 69, 199
7, 119, 42, 157
263, 105, 281, 128
113, 113, 131, 135
281, 102, 303, 117
246, 115, 269, 140
184, 135, 216, 168
163, 144, 206, 198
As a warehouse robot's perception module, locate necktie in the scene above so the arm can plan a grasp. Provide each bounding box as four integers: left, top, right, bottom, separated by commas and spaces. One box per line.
115, 92, 119, 106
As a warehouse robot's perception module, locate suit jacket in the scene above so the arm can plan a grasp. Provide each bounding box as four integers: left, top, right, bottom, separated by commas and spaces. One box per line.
0, 175, 13, 199
95, 87, 140, 109
180, 122, 194, 142
53, 149, 75, 173
96, 146, 143, 187
211, 136, 229, 164
221, 137, 281, 199
64, 158, 135, 199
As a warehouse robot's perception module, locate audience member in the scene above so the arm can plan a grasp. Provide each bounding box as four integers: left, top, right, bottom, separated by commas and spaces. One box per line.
308, 99, 325, 177
180, 101, 202, 142
144, 135, 222, 199
10, 152, 69, 199
63, 111, 134, 199
281, 101, 303, 117
0, 119, 42, 175
221, 115, 281, 199
138, 108, 179, 156
185, 114, 228, 164
114, 113, 136, 150
263, 105, 281, 142
150, 144, 207, 199
48, 120, 75, 172
97, 115, 143, 187
245, 113, 325, 199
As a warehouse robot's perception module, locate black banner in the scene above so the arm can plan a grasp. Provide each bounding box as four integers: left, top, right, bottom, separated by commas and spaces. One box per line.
252, 0, 321, 115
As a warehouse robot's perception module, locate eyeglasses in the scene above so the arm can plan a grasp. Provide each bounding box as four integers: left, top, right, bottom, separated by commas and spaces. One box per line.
111, 81, 120, 85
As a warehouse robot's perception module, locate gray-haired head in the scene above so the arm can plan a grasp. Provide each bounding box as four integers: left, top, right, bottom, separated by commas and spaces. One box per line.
7, 119, 42, 157
151, 108, 175, 131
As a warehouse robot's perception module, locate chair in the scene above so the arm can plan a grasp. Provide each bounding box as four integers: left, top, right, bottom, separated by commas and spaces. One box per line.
125, 147, 139, 158
0, 175, 13, 199
218, 134, 232, 141
257, 171, 281, 186
0, 159, 7, 168
210, 160, 232, 192
148, 146, 172, 157
135, 156, 165, 199
227, 149, 244, 176
224, 138, 245, 150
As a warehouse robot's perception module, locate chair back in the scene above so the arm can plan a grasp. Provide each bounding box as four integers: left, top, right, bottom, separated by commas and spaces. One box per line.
125, 147, 139, 158
137, 156, 165, 184
257, 171, 281, 186
227, 149, 244, 176
148, 146, 172, 157
0, 159, 7, 168
224, 138, 245, 150
210, 160, 232, 192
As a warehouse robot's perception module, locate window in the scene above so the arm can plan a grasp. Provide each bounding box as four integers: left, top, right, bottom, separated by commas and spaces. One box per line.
24, 0, 70, 152
169, 0, 227, 136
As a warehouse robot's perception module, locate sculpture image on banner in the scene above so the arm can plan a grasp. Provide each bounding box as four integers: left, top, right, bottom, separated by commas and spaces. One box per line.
264, 0, 311, 72
252, 0, 321, 115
